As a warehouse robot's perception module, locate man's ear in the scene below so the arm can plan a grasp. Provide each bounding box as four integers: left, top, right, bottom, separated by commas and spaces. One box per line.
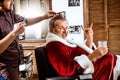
50, 28, 54, 33
53, 29, 55, 32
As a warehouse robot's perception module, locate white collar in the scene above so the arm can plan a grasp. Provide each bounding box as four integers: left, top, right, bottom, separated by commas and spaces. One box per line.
46, 32, 77, 47
46, 32, 93, 54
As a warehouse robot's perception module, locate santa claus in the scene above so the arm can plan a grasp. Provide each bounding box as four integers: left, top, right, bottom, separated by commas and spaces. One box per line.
45, 14, 120, 80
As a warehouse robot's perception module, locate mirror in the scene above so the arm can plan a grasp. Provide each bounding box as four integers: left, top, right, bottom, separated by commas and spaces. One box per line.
14, 0, 50, 40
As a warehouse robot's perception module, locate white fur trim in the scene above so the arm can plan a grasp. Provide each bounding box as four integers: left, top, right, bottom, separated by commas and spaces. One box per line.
77, 44, 93, 54
46, 32, 76, 47
74, 55, 94, 74
113, 55, 120, 80
46, 32, 94, 54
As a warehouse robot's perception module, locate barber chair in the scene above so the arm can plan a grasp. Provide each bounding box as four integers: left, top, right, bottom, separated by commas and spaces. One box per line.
35, 46, 92, 80
19, 44, 33, 80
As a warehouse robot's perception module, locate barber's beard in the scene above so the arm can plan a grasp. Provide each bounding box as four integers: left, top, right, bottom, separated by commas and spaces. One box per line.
1, 5, 12, 12
3, 7, 12, 11
0, 5, 4, 12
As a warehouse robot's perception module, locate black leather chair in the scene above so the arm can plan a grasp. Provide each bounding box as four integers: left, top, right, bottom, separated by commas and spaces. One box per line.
35, 46, 92, 80
19, 44, 33, 80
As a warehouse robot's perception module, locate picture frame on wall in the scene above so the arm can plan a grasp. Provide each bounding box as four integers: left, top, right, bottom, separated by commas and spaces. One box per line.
68, 0, 80, 7
69, 25, 81, 34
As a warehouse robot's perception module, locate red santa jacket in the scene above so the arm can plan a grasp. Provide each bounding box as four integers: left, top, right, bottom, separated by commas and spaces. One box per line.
46, 32, 117, 80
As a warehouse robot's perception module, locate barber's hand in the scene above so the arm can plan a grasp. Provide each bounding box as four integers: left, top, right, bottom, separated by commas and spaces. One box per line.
81, 23, 94, 37
88, 46, 108, 61
43, 10, 56, 19
12, 22, 26, 35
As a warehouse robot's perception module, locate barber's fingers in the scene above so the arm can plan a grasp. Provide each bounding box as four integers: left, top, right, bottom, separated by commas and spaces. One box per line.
48, 10, 56, 17
18, 22, 26, 26
13, 22, 26, 34
44, 10, 56, 18
14, 22, 26, 28
49, 10, 56, 14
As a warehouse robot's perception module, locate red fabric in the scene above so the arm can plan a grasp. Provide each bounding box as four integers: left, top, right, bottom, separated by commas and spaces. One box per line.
93, 54, 117, 80
46, 41, 117, 80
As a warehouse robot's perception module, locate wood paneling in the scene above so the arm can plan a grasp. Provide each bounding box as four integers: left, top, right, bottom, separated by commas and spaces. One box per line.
86, 0, 120, 54
108, 0, 120, 54
93, 26, 105, 46
109, 26, 120, 54
88, 0, 104, 25
108, 0, 120, 25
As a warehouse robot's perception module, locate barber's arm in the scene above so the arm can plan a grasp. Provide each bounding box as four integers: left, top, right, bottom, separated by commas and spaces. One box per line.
0, 22, 26, 54
26, 10, 56, 26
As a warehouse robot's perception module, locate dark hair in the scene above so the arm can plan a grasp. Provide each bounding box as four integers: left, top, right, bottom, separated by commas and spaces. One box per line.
49, 14, 67, 30
0, 0, 4, 3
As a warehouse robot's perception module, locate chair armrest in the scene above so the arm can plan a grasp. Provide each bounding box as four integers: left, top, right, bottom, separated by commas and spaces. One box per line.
46, 74, 92, 80
24, 52, 32, 58
78, 74, 92, 80
25, 59, 33, 70
23, 52, 33, 63
19, 59, 33, 71
46, 76, 77, 80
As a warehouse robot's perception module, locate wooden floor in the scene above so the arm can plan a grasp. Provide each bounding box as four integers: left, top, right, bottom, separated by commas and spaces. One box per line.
21, 77, 39, 80
30, 75, 39, 80
31, 78, 39, 80
20, 74, 39, 80
21, 78, 38, 80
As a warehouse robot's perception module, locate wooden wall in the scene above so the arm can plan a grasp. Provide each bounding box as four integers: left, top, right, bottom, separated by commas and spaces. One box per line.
108, 0, 120, 54
84, 0, 120, 54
